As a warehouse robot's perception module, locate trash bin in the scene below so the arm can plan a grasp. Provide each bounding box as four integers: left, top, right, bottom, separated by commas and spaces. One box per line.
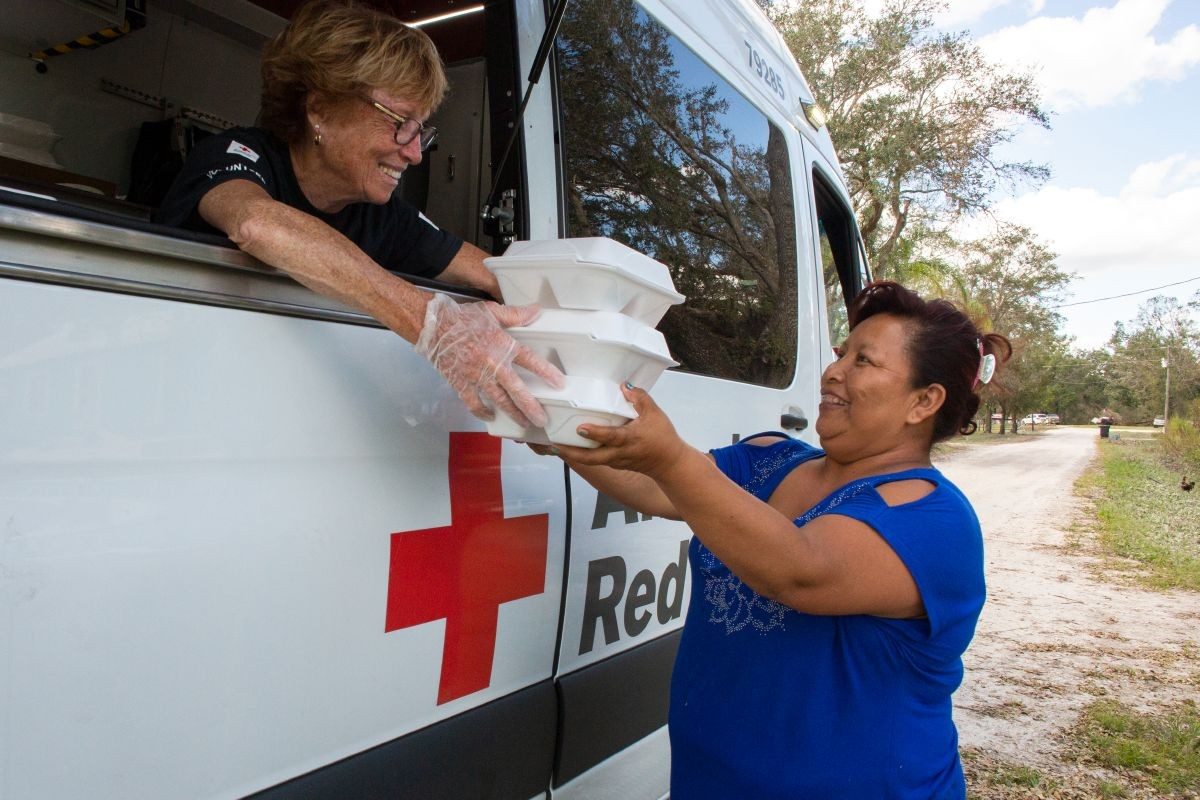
1099, 424, 1110, 438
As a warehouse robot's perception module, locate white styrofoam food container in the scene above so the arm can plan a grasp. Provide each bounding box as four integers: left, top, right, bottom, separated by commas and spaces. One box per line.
484, 374, 636, 449
485, 237, 685, 326
509, 309, 678, 389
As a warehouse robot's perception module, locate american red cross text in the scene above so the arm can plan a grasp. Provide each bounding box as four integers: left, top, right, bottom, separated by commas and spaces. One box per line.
385, 433, 549, 704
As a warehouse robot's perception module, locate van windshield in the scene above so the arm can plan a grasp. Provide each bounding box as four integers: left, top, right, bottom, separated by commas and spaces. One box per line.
555, 0, 800, 389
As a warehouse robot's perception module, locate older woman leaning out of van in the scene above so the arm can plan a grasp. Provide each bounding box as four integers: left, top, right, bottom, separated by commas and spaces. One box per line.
539, 281, 1010, 799
155, 0, 562, 427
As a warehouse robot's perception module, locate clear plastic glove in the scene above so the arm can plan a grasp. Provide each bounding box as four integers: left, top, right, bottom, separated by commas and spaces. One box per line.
415, 293, 566, 429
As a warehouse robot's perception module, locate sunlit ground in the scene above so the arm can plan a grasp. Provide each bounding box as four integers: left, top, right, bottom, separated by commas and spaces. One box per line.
947, 425, 1164, 448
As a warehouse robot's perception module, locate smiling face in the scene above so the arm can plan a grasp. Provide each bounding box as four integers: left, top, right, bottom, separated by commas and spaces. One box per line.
303, 90, 427, 211
816, 313, 940, 460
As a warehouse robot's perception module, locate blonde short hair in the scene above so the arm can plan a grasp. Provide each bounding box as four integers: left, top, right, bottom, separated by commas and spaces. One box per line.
260, 0, 447, 143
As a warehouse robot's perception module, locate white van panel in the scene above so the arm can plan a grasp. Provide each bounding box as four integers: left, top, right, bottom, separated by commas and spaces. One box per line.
552, 726, 671, 800
513, 0, 561, 242
0, 279, 566, 798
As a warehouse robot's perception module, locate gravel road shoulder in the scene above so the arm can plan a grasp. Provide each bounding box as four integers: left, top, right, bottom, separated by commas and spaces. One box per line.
933, 427, 1199, 797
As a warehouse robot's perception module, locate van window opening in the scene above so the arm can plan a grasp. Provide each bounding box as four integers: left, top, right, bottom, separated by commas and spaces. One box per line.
814, 168, 864, 348
555, 0, 800, 390
481, 0, 568, 237
0, 1, 520, 264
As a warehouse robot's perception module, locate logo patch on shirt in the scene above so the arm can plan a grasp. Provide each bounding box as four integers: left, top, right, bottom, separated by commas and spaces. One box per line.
226, 141, 260, 163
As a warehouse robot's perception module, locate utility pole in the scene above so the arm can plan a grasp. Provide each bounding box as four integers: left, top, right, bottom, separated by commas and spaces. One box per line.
1163, 347, 1170, 423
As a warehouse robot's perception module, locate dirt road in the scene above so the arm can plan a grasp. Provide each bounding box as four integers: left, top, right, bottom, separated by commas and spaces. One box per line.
933, 427, 1199, 773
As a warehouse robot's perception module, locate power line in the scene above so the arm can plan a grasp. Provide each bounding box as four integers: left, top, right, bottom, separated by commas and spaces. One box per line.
1054, 275, 1200, 308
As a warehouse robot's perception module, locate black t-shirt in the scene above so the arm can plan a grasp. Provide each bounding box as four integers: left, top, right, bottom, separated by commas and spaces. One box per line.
153, 127, 462, 280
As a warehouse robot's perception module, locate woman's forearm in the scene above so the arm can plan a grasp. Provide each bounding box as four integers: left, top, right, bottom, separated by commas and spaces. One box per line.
648, 447, 819, 602
201, 183, 431, 341
566, 461, 681, 520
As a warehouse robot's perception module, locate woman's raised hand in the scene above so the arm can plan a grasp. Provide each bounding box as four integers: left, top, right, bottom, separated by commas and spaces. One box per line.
555, 384, 689, 479
415, 293, 566, 428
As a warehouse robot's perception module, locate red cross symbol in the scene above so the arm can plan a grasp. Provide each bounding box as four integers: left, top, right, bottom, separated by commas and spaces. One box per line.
385, 433, 550, 705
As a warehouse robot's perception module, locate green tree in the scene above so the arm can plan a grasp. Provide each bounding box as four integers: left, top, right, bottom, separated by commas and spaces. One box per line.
949, 225, 1072, 432
1043, 348, 1108, 425
760, 0, 1048, 279
1102, 297, 1200, 424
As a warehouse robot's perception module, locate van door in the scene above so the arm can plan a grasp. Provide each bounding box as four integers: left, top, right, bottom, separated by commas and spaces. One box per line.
0, 1, 569, 798
545, 1, 825, 794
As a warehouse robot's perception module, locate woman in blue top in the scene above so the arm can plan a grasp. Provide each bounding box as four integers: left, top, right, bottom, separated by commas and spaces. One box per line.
542, 281, 1011, 799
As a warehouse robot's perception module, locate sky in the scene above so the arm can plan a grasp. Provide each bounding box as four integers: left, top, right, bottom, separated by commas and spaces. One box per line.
929, 0, 1200, 349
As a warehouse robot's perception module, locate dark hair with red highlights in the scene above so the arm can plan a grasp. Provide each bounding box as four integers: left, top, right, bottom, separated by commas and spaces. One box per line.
847, 281, 1012, 443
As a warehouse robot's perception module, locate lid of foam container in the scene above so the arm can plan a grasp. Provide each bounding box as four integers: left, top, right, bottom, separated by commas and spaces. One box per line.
520, 373, 637, 416
486, 382, 634, 419
489, 237, 683, 301
511, 309, 677, 364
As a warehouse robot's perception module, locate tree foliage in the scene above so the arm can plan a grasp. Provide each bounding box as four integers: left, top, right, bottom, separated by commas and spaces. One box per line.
755, 0, 1197, 427
1091, 297, 1200, 424
760, 0, 1048, 279
945, 224, 1071, 428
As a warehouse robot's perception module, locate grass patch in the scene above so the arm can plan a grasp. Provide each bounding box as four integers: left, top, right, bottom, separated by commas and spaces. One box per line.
967, 700, 1200, 798
1074, 699, 1200, 795
962, 749, 1062, 798
1079, 437, 1200, 591
961, 748, 1111, 799
1162, 418, 1200, 467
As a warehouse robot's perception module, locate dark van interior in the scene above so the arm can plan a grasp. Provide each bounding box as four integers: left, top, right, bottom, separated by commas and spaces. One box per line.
0, 0, 521, 258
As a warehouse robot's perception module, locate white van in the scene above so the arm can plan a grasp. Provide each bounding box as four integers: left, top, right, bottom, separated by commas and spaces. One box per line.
0, 1, 869, 797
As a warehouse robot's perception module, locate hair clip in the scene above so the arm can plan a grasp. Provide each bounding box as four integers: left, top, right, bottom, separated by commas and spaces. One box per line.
975, 339, 996, 389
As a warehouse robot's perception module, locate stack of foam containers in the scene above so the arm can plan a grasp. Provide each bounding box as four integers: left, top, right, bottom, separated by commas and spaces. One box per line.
483, 237, 686, 448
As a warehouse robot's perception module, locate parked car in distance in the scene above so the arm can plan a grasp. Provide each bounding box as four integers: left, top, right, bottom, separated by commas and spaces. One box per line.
1153, 416, 1166, 427
990, 412, 1004, 421
1021, 413, 1048, 425
1045, 413, 1060, 424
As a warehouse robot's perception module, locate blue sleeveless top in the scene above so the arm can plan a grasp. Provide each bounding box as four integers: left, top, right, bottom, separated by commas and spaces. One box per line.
669, 435, 985, 799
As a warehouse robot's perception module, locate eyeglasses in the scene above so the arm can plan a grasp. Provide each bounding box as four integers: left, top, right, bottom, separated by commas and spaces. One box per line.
366, 98, 438, 151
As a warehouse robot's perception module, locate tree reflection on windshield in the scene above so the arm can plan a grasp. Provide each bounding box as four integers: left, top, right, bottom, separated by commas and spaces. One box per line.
557, 0, 799, 388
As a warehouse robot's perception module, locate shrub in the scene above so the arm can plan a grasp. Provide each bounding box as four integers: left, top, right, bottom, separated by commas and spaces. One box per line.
1162, 418, 1200, 471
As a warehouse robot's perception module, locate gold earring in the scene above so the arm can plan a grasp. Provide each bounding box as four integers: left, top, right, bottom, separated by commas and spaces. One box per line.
313, 125, 322, 146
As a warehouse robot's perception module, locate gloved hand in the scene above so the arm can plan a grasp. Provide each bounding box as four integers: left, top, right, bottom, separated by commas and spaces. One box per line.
415, 293, 566, 429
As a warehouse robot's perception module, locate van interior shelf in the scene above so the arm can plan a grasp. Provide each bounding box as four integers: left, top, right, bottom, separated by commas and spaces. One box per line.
0, 154, 116, 197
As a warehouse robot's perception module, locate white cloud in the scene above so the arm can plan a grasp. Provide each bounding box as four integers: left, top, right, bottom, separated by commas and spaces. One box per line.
976, 0, 1200, 111
1125, 154, 1200, 197
981, 154, 1200, 276
950, 156, 1200, 347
